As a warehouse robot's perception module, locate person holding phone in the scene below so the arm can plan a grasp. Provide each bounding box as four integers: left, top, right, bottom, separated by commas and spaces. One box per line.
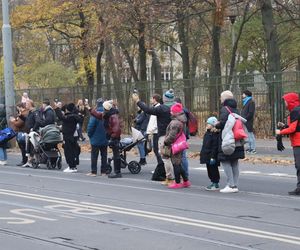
76, 99, 87, 141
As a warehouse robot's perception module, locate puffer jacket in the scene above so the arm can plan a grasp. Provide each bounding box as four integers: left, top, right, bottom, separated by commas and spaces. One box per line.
36, 105, 56, 128
280, 93, 300, 147
164, 112, 187, 165
200, 129, 220, 165
216, 99, 245, 161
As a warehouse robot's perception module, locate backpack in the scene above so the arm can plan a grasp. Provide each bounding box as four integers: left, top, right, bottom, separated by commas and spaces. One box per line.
0, 127, 16, 144
225, 107, 248, 140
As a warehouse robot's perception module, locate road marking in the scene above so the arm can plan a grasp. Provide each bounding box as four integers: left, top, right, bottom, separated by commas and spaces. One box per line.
10, 209, 56, 221
0, 188, 299, 246
0, 217, 35, 224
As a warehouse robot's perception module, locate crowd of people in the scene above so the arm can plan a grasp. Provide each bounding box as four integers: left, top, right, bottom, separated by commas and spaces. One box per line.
3, 89, 300, 196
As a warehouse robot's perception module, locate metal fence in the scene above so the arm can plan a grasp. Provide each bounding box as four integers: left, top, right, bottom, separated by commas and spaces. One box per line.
16, 71, 300, 138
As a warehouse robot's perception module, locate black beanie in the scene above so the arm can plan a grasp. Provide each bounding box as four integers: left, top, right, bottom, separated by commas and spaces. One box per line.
243, 90, 252, 97
66, 103, 75, 112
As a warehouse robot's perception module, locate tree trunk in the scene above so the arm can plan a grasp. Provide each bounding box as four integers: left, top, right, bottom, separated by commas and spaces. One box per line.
96, 40, 105, 99
138, 21, 147, 101
177, 10, 192, 109
209, 24, 222, 113
122, 48, 139, 82
260, 0, 283, 130
150, 49, 162, 95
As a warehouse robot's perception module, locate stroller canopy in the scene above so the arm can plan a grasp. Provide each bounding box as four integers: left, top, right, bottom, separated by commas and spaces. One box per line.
39, 124, 62, 145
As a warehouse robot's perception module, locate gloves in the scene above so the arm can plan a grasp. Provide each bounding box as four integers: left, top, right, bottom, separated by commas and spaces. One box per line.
209, 158, 216, 165
276, 135, 285, 151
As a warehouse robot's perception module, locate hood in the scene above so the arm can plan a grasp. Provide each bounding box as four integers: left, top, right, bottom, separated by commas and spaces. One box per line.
223, 98, 237, 109
172, 112, 187, 123
282, 92, 300, 111
44, 105, 53, 112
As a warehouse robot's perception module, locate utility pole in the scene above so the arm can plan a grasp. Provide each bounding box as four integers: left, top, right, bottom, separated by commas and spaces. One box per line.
2, 0, 15, 122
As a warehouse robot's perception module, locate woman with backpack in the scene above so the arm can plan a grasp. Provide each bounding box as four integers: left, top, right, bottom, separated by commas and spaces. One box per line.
216, 90, 245, 193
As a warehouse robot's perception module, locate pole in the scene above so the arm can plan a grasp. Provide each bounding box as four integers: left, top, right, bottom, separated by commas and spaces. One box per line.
2, 0, 15, 122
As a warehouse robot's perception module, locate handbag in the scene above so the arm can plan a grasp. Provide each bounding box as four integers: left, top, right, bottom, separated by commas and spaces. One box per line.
171, 131, 189, 155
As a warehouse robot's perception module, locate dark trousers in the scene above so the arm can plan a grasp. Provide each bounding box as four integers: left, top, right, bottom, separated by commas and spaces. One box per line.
293, 147, 300, 188
153, 134, 163, 165
18, 141, 27, 164
111, 141, 121, 174
206, 163, 220, 183
91, 145, 108, 174
64, 137, 80, 169
173, 164, 188, 184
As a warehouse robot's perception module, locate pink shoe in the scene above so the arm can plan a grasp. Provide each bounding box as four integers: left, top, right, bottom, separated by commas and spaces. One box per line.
168, 182, 183, 189
183, 180, 191, 188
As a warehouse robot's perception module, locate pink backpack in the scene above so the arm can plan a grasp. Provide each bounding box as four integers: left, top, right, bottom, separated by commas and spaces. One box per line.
225, 106, 248, 140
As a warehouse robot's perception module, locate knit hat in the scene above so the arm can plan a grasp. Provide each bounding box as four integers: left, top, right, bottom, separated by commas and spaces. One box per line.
170, 103, 183, 114
163, 89, 175, 103
103, 100, 113, 111
220, 90, 234, 103
66, 103, 75, 112
207, 116, 218, 126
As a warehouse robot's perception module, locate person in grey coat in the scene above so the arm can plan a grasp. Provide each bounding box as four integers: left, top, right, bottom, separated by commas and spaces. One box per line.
241, 90, 256, 154
216, 90, 245, 193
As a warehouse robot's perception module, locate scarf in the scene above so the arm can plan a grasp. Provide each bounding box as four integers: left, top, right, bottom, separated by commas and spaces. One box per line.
243, 96, 252, 106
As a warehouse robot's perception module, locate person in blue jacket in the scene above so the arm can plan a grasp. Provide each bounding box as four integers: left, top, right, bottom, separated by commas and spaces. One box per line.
87, 98, 108, 176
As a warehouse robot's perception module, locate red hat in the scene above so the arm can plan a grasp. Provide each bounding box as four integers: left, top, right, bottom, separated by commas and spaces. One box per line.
170, 103, 183, 114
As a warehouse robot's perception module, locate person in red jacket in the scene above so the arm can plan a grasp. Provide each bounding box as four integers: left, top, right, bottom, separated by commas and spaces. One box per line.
88, 100, 122, 178
276, 92, 300, 195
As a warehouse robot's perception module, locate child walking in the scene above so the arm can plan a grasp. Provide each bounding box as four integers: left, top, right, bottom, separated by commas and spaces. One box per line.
200, 117, 220, 191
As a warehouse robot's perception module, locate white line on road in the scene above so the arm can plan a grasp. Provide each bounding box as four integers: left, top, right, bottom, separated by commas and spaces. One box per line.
0, 188, 299, 246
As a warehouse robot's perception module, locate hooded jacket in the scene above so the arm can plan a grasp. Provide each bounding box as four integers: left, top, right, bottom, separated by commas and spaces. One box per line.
280, 93, 300, 147
241, 98, 255, 132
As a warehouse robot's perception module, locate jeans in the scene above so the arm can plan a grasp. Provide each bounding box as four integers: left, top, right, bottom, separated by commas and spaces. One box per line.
77, 122, 85, 140
0, 147, 7, 161
91, 145, 108, 174
182, 150, 189, 177
173, 164, 188, 184
221, 160, 239, 187
293, 147, 300, 188
247, 132, 256, 151
137, 140, 146, 159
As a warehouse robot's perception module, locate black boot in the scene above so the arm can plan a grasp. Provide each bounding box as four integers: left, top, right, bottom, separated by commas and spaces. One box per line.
288, 188, 300, 195
139, 158, 147, 165
151, 162, 166, 181
108, 172, 122, 178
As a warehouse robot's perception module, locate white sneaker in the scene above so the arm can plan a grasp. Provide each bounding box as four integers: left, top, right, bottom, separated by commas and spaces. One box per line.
22, 162, 32, 168
220, 186, 238, 193
0, 160, 7, 165
63, 167, 77, 173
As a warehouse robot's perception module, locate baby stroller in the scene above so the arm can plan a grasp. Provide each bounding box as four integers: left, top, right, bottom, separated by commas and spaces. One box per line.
29, 124, 63, 169
107, 128, 145, 174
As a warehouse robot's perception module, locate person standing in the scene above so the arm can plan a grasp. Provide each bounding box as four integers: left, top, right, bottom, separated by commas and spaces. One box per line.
276, 92, 300, 195
89, 100, 122, 178
76, 99, 87, 141
36, 99, 56, 128
87, 99, 108, 176
200, 117, 220, 191
134, 107, 149, 165
55, 103, 82, 173
0, 104, 8, 165
216, 90, 245, 193
241, 90, 256, 154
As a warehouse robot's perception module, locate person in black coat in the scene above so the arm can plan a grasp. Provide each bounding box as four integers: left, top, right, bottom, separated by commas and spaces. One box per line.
55, 103, 82, 173
35, 99, 56, 129
241, 90, 256, 154
215, 90, 245, 193
200, 117, 220, 191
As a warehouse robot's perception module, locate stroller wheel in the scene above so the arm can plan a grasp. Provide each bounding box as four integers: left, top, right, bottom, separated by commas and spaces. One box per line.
46, 160, 52, 170
32, 159, 39, 169
128, 161, 141, 174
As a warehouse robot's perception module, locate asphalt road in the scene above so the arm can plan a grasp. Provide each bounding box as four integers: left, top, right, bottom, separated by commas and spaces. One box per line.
0, 153, 299, 250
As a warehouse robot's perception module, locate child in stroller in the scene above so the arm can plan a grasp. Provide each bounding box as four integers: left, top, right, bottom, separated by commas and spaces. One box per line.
28, 124, 63, 169
107, 128, 145, 174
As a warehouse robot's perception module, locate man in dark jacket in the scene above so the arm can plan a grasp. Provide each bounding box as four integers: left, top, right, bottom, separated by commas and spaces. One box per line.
276, 92, 300, 195
132, 90, 173, 181
55, 103, 82, 173
87, 99, 108, 176
89, 100, 122, 178
36, 99, 56, 129
241, 90, 256, 154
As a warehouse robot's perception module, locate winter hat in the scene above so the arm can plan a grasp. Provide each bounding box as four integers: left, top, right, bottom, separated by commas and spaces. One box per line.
243, 90, 252, 97
103, 100, 113, 111
220, 90, 234, 103
170, 103, 183, 114
66, 103, 75, 112
163, 89, 175, 103
207, 116, 218, 126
